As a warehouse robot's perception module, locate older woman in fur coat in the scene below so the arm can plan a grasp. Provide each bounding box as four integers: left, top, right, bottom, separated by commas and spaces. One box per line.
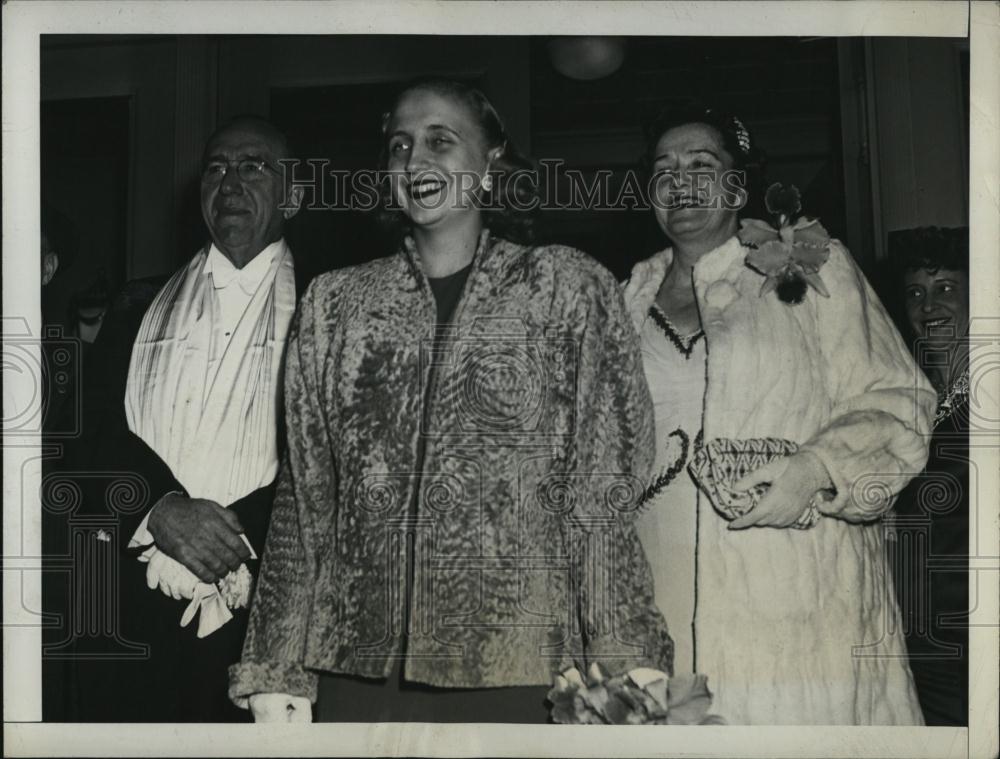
625, 105, 935, 725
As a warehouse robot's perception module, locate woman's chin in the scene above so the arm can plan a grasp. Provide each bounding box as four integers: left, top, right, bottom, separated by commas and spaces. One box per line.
921, 336, 963, 351
405, 206, 448, 228
406, 205, 479, 232
664, 216, 716, 241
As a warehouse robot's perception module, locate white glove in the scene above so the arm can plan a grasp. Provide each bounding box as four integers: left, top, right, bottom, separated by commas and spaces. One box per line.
249, 693, 313, 723
180, 583, 233, 639
144, 547, 199, 600
141, 536, 257, 638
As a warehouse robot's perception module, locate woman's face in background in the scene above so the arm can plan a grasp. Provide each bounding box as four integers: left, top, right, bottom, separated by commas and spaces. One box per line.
385, 89, 491, 230
904, 267, 970, 347
650, 122, 743, 244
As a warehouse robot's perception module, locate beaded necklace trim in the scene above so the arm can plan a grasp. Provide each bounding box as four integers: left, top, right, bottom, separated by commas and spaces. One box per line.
638, 428, 691, 509
935, 370, 970, 428
648, 305, 704, 359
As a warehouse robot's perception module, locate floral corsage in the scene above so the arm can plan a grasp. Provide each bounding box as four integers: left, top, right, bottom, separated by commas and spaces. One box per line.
179, 535, 257, 638
739, 183, 832, 305
547, 663, 725, 725
218, 563, 254, 609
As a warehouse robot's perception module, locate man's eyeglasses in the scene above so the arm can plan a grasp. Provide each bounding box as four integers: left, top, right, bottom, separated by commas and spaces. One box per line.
201, 159, 279, 184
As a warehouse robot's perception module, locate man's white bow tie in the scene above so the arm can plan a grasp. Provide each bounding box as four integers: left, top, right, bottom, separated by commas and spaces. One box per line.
211, 266, 258, 295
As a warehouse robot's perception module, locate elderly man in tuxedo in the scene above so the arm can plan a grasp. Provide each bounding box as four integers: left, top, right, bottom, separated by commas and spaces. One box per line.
70, 115, 304, 721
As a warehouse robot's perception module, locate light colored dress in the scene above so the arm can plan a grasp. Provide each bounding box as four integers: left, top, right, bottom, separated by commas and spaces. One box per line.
636, 305, 705, 677
625, 237, 936, 725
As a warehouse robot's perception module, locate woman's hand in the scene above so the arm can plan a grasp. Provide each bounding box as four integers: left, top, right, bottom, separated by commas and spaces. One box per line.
729, 451, 832, 529
249, 693, 312, 723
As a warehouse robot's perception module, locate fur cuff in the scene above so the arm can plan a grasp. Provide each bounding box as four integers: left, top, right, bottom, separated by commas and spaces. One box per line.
228, 659, 319, 708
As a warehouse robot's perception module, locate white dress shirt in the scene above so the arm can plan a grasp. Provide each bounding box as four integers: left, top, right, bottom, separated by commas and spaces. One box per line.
203, 240, 283, 369
130, 239, 290, 542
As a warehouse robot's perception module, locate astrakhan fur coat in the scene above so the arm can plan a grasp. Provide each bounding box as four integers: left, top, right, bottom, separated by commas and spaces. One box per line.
230, 232, 673, 705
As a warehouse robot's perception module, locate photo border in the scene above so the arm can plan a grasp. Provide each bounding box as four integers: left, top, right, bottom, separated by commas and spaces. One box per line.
3, 2, 996, 757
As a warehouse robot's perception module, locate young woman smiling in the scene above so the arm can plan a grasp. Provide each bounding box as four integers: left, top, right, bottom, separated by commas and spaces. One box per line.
229, 79, 673, 723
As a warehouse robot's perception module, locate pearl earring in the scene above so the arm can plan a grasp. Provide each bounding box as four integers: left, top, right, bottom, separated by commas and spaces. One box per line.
481, 174, 493, 192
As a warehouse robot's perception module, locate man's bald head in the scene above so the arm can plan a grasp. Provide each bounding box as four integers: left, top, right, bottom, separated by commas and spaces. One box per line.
203, 115, 296, 164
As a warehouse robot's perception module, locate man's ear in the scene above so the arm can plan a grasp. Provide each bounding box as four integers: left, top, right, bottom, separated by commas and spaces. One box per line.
282, 184, 304, 221
41, 252, 59, 286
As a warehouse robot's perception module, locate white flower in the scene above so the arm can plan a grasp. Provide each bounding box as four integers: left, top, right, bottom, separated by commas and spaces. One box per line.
218, 563, 253, 609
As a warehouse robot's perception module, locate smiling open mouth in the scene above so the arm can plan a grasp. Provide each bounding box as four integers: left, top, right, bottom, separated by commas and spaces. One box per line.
924, 317, 952, 328
667, 191, 711, 210
409, 178, 446, 201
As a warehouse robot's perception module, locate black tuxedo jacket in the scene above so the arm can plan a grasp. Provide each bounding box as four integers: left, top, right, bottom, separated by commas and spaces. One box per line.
46, 251, 312, 722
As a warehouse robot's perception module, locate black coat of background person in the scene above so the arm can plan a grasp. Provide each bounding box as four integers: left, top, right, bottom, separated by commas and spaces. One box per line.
884, 227, 970, 727
42, 262, 311, 722
891, 396, 969, 727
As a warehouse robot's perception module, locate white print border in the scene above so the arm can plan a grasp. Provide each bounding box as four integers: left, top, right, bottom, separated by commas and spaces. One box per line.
2, 2, 995, 759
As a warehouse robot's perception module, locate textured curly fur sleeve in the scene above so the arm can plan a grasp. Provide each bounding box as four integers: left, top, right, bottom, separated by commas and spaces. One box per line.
799, 242, 937, 522
229, 281, 334, 706
573, 267, 674, 677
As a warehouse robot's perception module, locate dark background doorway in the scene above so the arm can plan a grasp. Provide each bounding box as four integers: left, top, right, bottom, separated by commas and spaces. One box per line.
39, 34, 969, 303
41, 96, 132, 328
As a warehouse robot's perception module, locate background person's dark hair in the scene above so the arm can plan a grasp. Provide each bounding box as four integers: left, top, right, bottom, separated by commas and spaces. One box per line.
376, 78, 539, 247
890, 226, 969, 276
640, 103, 768, 220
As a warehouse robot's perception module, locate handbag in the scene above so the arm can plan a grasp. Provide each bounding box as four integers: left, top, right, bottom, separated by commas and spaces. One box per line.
688, 437, 822, 529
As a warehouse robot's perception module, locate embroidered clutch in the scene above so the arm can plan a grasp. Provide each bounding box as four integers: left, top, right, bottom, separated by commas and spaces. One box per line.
688, 437, 821, 529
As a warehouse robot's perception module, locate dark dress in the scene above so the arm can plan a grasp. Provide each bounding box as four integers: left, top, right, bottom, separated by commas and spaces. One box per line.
891, 380, 969, 726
